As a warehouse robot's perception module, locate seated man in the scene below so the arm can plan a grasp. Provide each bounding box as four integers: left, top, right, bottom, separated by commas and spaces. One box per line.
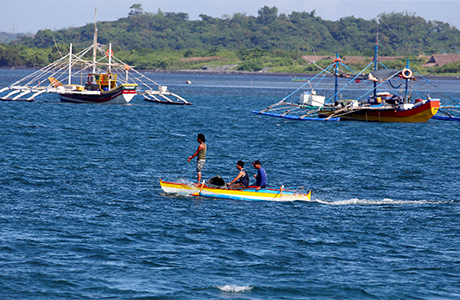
226, 160, 249, 189
252, 160, 267, 191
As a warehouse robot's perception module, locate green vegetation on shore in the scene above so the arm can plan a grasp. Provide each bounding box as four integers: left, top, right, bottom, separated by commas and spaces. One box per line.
2, 5, 460, 74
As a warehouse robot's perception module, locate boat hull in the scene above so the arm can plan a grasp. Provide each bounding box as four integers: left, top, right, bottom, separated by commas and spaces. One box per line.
159, 179, 311, 201
59, 84, 137, 104
319, 100, 439, 122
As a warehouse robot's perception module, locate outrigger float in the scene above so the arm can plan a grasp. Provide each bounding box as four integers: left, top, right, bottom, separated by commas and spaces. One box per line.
0, 9, 190, 105
159, 179, 311, 202
426, 92, 460, 122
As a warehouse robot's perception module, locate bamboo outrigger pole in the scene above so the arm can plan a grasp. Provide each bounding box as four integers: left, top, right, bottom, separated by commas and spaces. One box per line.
93, 8, 97, 74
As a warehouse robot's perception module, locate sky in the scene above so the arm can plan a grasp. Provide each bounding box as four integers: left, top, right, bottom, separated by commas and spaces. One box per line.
2, 0, 460, 34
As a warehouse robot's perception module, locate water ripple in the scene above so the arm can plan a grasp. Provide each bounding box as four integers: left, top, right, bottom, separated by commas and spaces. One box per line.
1, 71, 459, 299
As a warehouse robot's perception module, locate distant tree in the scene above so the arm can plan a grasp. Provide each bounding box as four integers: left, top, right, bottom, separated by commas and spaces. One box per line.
129, 4, 143, 16
257, 6, 278, 25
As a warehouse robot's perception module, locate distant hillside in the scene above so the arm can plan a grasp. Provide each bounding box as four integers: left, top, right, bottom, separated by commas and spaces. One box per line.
12, 6, 460, 55
0, 32, 23, 44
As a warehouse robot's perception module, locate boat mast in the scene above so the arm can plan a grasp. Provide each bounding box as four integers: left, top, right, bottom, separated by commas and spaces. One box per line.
108, 43, 112, 89
334, 53, 339, 103
405, 59, 410, 102
373, 18, 379, 98
68, 43, 72, 85
93, 8, 97, 74
108, 43, 112, 73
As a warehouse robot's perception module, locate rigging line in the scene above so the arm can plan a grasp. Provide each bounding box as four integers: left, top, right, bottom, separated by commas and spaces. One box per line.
324, 60, 375, 105
279, 63, 335, 102
313, 64, 335, 90
339, 62, 359, 75
378, 16, 420, 52
100, 50, 161, 86
122, 66, 160, 87
15, 45, 94, 88
305, 64, 336, 97
10, 53, 71, 87
411, 88, 425, 99
310, 63, 335, 82
378, 61, 390, 70
354, 71, 401, 102
412, 69, 460, 104
303, 56, 329, 73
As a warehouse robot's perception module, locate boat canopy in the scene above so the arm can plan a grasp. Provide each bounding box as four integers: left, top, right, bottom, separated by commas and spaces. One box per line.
369, 69, 400, 81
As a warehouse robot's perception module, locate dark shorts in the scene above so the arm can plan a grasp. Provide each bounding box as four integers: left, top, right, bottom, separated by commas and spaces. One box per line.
229, 182, 245, 189
196, 159, 205, 173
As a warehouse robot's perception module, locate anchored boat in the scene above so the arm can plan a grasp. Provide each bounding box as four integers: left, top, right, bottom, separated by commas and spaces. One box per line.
317, 90, 440, 123
0, 9, 190, 105
159, 179, 311, 201
254, 41, 442, 122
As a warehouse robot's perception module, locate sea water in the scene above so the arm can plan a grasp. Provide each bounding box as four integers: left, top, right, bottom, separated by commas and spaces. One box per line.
0, 69, 459, 299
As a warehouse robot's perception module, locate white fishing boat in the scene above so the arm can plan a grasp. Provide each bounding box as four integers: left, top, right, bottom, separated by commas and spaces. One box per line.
0, 9, 190, 105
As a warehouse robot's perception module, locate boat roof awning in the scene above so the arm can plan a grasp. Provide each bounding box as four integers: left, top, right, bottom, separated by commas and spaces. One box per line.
369, 69, 400, 81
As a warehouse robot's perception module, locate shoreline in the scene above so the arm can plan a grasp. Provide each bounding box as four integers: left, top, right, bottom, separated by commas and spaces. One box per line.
2, 66, 460, 79
149, 69, 460, 80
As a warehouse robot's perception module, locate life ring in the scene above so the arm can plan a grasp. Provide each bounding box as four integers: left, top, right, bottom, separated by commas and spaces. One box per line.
401, 68, 412, 79
106, 49, 114, 57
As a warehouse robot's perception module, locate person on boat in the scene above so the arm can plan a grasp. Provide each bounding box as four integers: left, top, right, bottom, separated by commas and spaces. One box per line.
188, 133, 206, 183
252, 160, 267, 191
226, 160, 249, 189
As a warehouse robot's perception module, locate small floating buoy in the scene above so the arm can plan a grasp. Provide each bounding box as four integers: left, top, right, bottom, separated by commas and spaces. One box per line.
186, 80, 191, 84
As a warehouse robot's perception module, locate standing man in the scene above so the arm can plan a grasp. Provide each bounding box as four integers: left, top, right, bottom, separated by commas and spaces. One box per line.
188, 133, 206, 183
252, 160, 267, 191
226, 160, 249, 189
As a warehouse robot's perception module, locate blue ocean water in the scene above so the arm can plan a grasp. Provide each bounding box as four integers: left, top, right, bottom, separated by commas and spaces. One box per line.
0, 69, 459, 299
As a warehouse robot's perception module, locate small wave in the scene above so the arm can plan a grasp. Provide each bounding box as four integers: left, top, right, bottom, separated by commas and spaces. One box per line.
217, 284, 253, 293
315, 198, 451, 205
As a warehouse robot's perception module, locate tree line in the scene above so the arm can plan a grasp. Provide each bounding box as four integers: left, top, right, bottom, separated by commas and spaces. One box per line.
1, 5, 460, 73
13, 6, 460, 55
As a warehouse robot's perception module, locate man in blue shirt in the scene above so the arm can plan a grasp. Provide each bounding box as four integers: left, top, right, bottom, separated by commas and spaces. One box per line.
252, 160, 267, 190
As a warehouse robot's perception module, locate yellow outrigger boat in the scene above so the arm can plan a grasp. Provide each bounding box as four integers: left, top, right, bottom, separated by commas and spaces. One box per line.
159, 179, 311, 202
